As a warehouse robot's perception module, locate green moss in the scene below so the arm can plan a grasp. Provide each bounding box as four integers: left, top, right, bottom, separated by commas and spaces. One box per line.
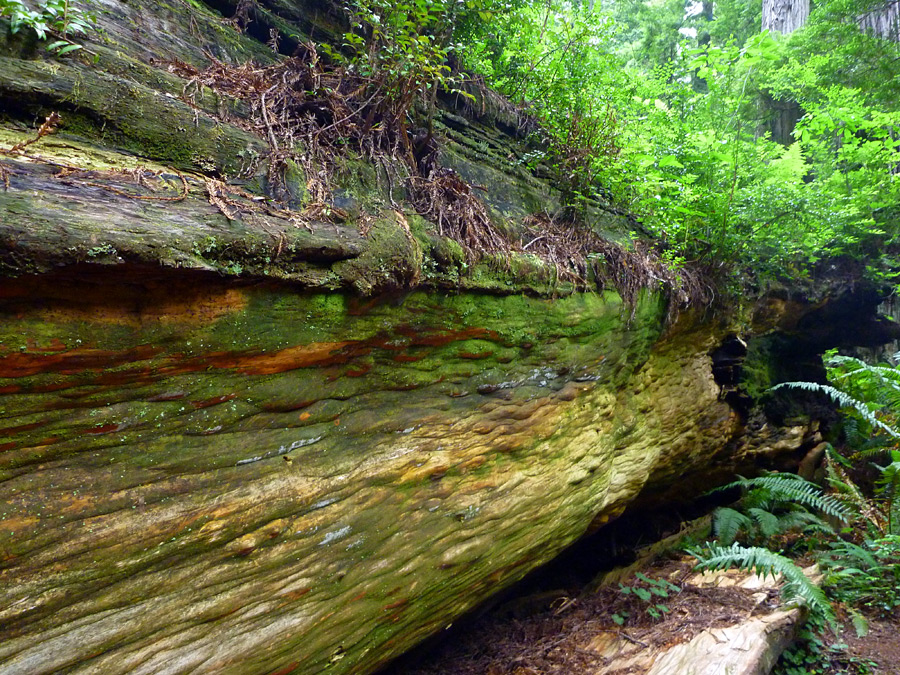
0, 56, 267, 174
741, 336, 779, 401
334, 213, 423, 294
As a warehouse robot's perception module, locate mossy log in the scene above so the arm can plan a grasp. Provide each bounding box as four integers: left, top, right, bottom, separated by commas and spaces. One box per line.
0, 1, 859, 673
0, 267, 813, 674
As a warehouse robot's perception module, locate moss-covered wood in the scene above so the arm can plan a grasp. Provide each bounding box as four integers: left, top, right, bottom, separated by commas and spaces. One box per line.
0, 267, 812, 674
0, 1, 840, 673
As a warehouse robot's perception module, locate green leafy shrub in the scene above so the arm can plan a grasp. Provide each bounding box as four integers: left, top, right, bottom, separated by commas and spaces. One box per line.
0, 0, 94, 54
611, 572, 681, 625
820, 535, 900, 618
776, 613, 875, 675
453, 0, 900, 288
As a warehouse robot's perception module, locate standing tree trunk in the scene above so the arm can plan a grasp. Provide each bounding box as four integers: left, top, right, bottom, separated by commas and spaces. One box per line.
762, 0, 809, 34
760, 0, 808, 144
858, 0, 900, 41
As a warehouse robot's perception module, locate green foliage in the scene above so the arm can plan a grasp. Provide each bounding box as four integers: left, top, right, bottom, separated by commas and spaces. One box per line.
817, 351, 900, 451
819, 535, 900, 618
709, 472, 847, 546
767, 357, 900, 670
0, 0, 94, 54
688, 542, 834, 624
874, 453, 900, 534
336, 0, 456, 107
455, 0, 624, 205
612, 572, 681, 625
772, 380, 900, 442
775, 613, 876, 675
322, 0, 899, 286
776, 354, 900, 536
452, 0, 900, 287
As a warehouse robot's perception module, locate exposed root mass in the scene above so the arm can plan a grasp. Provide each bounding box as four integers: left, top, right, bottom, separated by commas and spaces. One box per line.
165, 45, 710, 309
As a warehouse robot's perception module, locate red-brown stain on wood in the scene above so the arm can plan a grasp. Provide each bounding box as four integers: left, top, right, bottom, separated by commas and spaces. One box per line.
344, 363, 372, 377
0, 421, 47, 437
382, 598, 409, 611
267, 662, 300, 675
280, 588, 311, 601
81, 423, 124, 436
0, 345, 162, 378
191, 393, 237, 409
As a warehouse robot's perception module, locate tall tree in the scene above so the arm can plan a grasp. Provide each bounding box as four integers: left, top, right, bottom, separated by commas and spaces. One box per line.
762, 0, 809, 34
761, 0, 808, 144
858, 0, 900, 41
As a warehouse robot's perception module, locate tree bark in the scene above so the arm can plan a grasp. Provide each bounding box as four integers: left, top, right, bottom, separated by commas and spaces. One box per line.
762, 0, 809, 34
858, 0, 900, 41
759, 0, 808, 143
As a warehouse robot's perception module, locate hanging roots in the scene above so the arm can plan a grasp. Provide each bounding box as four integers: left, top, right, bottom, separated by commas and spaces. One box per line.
408, 168, 509, 261
168, 43, 419, 169
165, 47, 710, 311
0, 112, 60, 157
522, 212, 713, 312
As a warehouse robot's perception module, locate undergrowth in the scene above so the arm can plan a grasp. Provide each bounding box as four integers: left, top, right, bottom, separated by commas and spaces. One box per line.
687, 351, 900, 674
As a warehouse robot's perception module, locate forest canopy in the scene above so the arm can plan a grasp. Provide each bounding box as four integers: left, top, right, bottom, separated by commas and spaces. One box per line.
358, 0, 900, 289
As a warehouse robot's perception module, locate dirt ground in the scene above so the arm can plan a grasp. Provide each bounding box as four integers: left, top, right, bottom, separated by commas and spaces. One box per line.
391, 556, 777, 674
389, 554, 900, 675
845, 616, 900, 675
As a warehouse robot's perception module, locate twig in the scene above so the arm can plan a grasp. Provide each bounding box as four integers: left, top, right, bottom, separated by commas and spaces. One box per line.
617, 631, 649, 648
260, 86, 280, 150
1, 112, 61, 156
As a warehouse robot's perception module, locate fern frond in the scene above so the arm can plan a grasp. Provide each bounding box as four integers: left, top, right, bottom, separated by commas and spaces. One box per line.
712, 507, 751, 545
716, 473, 850, 521
748, 507, 781, 538
688, 542, 833, 623
772, 382, 900, 439
824, 459, 871, 524
876, 460, 900, 533
824, 540, 878, 568
775, 510, 833, 536
875, 460, 900, 499
828, 460, 888, 534
851, 438, 897, 459
827, 355, 900, 384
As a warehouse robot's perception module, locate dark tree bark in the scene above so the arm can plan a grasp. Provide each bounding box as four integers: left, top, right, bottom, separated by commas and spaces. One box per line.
760, 0, 808, 144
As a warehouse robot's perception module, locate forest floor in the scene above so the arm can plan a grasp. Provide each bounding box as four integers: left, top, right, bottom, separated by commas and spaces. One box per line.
845, 616, 900, 675
390, 553, 900, 675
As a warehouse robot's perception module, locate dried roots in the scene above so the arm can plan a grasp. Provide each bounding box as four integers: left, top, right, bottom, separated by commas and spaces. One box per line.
522, 212, 713, 312
408, 168, 508, 261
